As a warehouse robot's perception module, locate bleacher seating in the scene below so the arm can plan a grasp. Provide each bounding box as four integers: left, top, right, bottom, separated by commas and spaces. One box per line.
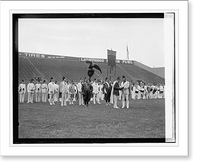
18, 56, 164, 84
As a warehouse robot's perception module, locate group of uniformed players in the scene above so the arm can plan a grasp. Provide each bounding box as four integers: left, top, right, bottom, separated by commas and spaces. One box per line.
18, 76, 165, 109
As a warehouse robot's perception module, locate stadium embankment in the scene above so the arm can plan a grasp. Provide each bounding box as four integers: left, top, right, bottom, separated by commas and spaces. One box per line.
18, 52, 165, 84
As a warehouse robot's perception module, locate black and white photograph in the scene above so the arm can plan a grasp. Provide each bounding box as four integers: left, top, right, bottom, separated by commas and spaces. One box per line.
0, 0, 189, 158
13, 12, 175, 144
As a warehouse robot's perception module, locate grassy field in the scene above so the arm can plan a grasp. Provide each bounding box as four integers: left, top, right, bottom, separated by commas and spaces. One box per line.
18, 99, 165, 139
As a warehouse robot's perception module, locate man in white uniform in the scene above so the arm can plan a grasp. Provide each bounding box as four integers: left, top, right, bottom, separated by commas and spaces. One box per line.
77, 79, 84, 105
92, 79, 100, 104
159, 84, 165, 98
68, 81, 76, 105
98, 82, 103, 103
54, 81, 59, 103
27, 79, 35, 103
35, 80, 41, 102
121, 76, 130, 109
60, 77, 67, 106
48, 77, 55, 105
41, 80, 48, 102
18, 80, 26, 103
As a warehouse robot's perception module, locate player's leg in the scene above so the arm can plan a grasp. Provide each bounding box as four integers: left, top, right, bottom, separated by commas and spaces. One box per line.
19, 93, 22, 103
31, 92, 34, 103
35, 92, 38, 102
38, 92, 41, 102
93, 93, 96, 104
27, 92, 30, 103
22, 92, 25, 103
126, 94, 129, 108
122, 94, 124, 108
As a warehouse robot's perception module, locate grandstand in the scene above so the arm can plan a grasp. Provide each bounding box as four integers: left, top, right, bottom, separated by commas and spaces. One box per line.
18, 52, 165, 84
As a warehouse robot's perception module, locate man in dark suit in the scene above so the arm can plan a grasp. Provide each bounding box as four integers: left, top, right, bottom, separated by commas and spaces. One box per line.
103, 77, 112, 105
82, 80, 93, 107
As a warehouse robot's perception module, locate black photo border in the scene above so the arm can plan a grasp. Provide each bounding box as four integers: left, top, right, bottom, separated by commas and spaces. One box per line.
13, 13, 168, 144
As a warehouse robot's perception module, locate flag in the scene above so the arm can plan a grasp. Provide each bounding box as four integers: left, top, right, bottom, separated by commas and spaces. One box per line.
107, 49, 116, 67
126, 45, 129, 60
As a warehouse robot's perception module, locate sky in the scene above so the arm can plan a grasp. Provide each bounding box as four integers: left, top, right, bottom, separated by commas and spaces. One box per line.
19, 18, 164, 67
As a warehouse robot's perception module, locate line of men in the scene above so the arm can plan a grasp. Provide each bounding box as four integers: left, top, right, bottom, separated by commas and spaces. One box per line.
18, 76, 165, 109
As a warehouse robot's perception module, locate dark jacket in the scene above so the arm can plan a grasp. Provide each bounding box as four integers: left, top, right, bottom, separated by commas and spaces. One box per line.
103, 82, 111, 94
113, 81, 123, 96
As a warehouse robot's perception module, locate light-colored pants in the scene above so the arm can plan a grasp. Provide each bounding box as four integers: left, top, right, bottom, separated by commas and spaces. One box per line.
49, 92, 54, 104
78, 92, 84, 105
19, 92, 25, 103
93, 93, 99, 104
113, 95, 118, 108
28, 92, 34, 103
131, 90, 135, 100
122, 94, 129, 108
61, 92, 67, 106
54, 92, 58, 102
35, 91, 41, 102
119, 91, 122, 100
42, 92, 47, 102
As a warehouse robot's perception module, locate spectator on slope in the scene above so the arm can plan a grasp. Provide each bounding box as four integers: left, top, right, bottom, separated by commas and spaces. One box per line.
27, 79, 35, 103
41, 80, 48, 102
18, 79, 26, 103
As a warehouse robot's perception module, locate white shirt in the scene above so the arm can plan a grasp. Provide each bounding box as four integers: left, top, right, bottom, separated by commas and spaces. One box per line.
69, 84, 76, 94
27, 83, 35, 92
92, 82, 99, 94
54, 84, 59, 93
160, 85, 164, 91
60, 81, 66, 93
48, 82, 55, 94
35, 83, 41, 92
41, 83, 48, 93
121, 81, 130, 95
18, 83, 26, 93
98, 84, 103, 93
77, 82, 82, 92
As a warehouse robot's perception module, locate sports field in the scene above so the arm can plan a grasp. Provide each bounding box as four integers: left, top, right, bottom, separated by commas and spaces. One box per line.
18, 99, 165, 139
